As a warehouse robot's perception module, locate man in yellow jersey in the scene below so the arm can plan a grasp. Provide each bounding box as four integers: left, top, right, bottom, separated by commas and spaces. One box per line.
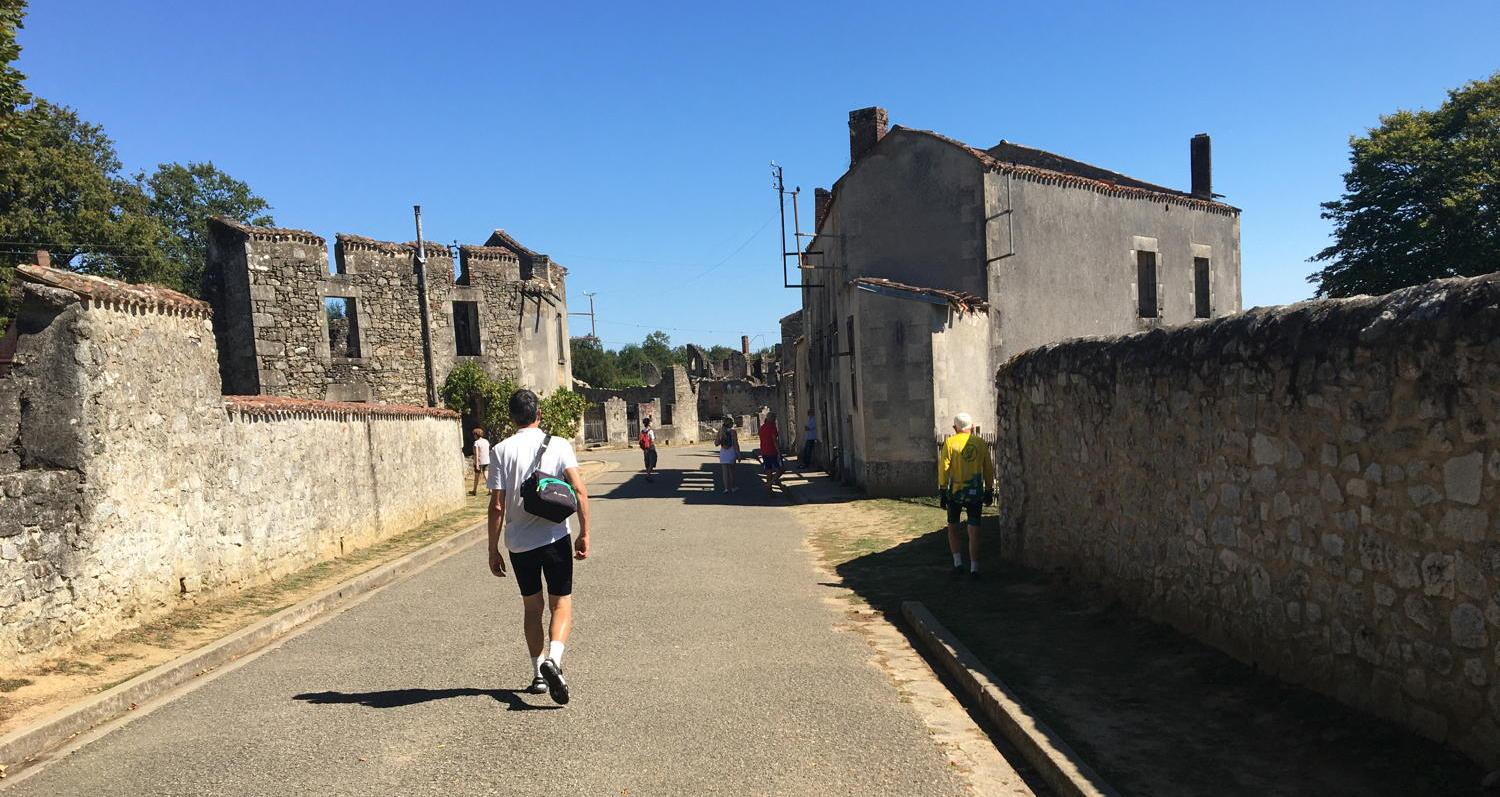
938, 412, 994, 579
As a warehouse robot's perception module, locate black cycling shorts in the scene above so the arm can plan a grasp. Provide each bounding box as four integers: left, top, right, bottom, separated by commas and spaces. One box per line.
509, 535, 574, 597
947, 501, 982, 527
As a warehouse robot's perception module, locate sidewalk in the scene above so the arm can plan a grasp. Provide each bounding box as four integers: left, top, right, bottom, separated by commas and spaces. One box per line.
789, 470, 1486, 796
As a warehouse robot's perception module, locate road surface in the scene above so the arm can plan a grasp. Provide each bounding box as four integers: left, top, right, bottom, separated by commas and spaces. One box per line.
6, 445, 976, 796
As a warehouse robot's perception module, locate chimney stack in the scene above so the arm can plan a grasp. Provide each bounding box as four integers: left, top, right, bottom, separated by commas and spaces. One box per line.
848, 107, 889, 166
814, 188, 832, 230
1190, 134, 1212, 199
741, 335, 751, 355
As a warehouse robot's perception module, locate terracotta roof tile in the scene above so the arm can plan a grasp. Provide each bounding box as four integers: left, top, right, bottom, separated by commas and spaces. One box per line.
16, 264, 212, 318
224, 395, 458, 420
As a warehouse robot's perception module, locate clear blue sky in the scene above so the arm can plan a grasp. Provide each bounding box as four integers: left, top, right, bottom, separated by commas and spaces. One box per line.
16, 0, 1499, 350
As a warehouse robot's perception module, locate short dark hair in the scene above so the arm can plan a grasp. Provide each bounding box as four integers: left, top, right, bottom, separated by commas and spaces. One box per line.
508, 389, 539, 426
643, 417, 652, 427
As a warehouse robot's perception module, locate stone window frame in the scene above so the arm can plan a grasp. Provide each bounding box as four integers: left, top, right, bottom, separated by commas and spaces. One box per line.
556, 311, 566, 366
319, 281, 366, 364
452, 299, 483, 357
1131, 235, 1163, 325
1191, 243, 1214, 319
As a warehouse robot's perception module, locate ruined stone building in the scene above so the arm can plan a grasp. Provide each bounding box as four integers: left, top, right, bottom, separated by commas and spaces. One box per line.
791, 106, 1242, 495
204, 218, 572, 416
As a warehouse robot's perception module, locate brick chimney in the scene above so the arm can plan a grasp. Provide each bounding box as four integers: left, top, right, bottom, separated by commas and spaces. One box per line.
848, 107, 889, 166
1191, 134, 1212, 199
814, 188, 832, 230
741, 335, 750, 355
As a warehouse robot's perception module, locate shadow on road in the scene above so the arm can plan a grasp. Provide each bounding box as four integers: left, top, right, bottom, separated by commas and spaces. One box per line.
825, 509, 1483, 797
293, 688, 561, 711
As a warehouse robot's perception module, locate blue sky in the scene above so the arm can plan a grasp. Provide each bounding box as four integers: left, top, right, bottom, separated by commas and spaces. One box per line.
16, 1, 1499, 349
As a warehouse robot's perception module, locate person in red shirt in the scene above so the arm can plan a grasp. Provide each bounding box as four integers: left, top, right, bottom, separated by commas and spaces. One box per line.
758, 411, 784, 495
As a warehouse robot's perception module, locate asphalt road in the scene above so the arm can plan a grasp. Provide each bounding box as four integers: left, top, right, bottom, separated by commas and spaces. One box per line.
7, 445, 971, 796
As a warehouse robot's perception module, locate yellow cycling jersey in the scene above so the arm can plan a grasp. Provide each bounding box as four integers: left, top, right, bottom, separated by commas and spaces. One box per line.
937, 432, 994, 502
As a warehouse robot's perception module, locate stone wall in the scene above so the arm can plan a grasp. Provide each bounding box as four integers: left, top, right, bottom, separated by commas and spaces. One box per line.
0, 267, 464, 665
205, 218, 569, 406
994, 273, 1500, 766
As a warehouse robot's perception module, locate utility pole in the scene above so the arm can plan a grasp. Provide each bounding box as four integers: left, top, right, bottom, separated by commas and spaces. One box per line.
412, 205, 437, 407
569, 291, 598, 340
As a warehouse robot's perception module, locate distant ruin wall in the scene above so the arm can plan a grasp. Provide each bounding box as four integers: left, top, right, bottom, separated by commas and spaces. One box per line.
1, 272, 464, 665
995, 273, 1500, 765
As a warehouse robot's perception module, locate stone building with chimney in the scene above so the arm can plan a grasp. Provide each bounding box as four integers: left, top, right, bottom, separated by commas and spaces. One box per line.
793, 106, 1242, 495
204, 218, 572, 417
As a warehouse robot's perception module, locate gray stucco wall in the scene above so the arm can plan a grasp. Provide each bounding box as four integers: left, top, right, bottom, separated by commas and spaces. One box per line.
985, 170, 1241, 365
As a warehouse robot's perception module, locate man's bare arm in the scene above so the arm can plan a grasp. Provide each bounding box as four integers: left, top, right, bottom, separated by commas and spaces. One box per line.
487, 490, 507, 577
565, 466, 591, 560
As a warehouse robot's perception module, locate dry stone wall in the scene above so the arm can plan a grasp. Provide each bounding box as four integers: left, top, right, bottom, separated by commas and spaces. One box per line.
994, 272, 1500, 765
0, 268, 464, 666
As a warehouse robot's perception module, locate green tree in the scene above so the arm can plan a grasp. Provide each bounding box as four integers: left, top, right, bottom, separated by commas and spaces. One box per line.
641, 330, 674, 370
0, 101, 174, 325
439, 361, 521, 439
539, 389, 587, 439
1310, 72, 1500, 297
142, 161, 272, 296
569, 336, 618, 388
0, 0, 28, 129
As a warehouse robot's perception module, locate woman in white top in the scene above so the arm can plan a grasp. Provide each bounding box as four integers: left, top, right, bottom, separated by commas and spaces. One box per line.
470, 428, 490, 496
715, 418, 739, 493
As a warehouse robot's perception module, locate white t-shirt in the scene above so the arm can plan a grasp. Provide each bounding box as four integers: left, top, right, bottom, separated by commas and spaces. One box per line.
472, 438, 491, 469
487, 427, 581, 553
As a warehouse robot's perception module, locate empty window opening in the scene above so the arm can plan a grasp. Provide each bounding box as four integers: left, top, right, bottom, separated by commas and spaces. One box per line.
1136, 251, 1159, 318
1194, 257, 1212, 319
325, 297, 361, 358
556, 313, 566, 364
453, 301, 481, 356
663, 403, 674, 426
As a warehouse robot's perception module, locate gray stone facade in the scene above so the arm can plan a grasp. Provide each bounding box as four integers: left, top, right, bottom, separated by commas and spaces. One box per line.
994, 272, 1500, 767
578, 366, 699, 446
795, 107, 1241, 495
0, 266, 464, 665
204, 218, 572, 407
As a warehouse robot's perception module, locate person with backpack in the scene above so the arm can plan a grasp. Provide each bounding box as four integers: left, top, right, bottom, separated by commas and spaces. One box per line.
938, 412, 994, 579
715, 418, 739, 493
487, 389, 592, 705
640, 416, 658, 482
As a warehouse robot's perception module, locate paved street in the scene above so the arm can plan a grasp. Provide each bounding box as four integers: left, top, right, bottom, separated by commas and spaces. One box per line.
7, 445, 973, 796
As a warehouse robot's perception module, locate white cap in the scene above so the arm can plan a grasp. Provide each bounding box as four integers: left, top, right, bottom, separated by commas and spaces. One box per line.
953, 412, 973, 431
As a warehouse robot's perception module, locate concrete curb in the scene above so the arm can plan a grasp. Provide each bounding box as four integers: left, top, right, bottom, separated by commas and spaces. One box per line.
0, 520, 485, 777
901, 600, 1120, 797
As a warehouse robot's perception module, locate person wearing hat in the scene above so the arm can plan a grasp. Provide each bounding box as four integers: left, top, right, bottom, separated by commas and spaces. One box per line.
938, 412, 994, 578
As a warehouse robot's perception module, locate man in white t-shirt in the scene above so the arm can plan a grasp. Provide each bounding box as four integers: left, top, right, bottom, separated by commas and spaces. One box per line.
470, 428, 490, 496
487, 389, 592, 705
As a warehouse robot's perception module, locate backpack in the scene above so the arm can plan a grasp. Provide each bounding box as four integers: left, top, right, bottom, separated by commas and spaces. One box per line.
519, 434, 578, 523
639, 430, 652, 449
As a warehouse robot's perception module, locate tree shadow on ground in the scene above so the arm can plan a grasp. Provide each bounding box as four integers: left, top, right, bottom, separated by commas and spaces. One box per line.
831, 518, 1485, 797
293, 688, 560, 712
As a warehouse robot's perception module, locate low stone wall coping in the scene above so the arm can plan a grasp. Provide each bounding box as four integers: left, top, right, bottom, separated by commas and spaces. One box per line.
16, 265, 212, 319
224, 395, 459, 421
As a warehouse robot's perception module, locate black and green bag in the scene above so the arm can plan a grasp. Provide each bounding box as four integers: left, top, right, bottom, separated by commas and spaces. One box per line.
520, 434, 578, 523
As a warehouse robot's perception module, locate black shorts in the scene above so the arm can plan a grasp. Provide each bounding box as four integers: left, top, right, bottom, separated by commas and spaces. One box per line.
508, 535, 574, 597
947, 501, 982, 526
643, 447, 658, 469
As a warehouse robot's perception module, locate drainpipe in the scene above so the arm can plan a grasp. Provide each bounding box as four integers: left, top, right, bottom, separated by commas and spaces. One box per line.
413, 205, 438, 407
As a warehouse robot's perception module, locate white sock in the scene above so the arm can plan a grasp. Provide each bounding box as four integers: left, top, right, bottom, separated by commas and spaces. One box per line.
970, 560, 980, 573
952, 553, 963, 567
533, 655, 545, 678
548, 640, 565, 665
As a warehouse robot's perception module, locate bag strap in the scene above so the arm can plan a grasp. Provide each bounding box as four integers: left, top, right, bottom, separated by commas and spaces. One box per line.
528, 433, 553, 475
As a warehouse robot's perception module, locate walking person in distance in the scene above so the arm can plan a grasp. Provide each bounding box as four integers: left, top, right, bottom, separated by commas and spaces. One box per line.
938, 412, 994, 579
716, 418, 739, 493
